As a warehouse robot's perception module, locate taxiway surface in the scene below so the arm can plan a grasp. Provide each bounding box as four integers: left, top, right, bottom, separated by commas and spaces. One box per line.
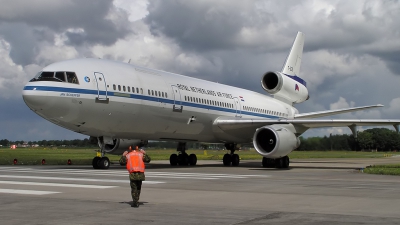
0, 158, 399, 224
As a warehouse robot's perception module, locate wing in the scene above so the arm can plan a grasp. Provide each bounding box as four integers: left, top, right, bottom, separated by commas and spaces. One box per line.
214, 117, 400, 137
294, 104, 384, 119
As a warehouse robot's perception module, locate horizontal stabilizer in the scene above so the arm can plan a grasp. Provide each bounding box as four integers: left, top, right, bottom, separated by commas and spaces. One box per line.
294, 104, 384, 119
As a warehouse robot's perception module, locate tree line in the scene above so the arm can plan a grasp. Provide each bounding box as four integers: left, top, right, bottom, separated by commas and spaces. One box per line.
1, 128, 399, 151
0, 138, 95, 147
298, 128, 400, 151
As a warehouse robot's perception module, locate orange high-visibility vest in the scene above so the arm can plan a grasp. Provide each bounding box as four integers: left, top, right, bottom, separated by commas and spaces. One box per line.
126, 151, 145, 173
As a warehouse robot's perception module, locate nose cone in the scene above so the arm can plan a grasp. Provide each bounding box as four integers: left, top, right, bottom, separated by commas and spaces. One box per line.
22, 86, 49, 111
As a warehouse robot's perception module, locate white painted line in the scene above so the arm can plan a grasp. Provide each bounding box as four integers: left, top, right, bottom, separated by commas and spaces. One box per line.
0, 167, 271, 179
0, 175, 165, 184
0, 188, 60, 195
0, 181, 116, 189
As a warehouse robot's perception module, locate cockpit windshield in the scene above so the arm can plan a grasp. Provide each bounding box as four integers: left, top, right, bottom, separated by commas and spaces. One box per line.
30, 71, 79, 84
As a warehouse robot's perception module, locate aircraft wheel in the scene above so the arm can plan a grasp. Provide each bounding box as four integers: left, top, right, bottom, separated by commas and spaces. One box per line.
262, 157, 268, 168
223, 154, 232, 166
92, 157, 101, 169
99, 157, 110, 170
170, 154, 178, 166
231, 154, 240, 166
275, 158, 283, 169
189, 154, 197, 166
178, 153, 189, 166
282, 156, 290, 168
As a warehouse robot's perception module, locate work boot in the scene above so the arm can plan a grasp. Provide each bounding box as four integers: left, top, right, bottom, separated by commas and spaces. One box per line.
131, 202, 139, 208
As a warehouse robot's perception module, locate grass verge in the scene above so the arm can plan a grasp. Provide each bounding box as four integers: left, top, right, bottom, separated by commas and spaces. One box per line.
363, 164, 400, 176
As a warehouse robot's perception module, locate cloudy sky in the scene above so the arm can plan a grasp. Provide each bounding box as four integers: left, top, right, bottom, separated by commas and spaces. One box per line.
0, 0, 399, 141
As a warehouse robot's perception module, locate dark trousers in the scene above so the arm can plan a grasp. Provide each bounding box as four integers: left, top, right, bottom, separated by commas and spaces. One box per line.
130, 179, 142, 204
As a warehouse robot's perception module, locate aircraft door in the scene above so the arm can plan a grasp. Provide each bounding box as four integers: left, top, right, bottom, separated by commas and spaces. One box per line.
94, 72, 108, 102
171, 85, 183, 112
233, 97, 242, 117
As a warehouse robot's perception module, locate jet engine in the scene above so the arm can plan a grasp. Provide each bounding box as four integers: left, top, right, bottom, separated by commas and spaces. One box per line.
253, 125, 300, 158
92, 136, 146, 155
261, 71, 309, 103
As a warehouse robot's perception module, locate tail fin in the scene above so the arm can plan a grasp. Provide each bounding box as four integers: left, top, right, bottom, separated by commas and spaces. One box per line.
281, 32, 304, 76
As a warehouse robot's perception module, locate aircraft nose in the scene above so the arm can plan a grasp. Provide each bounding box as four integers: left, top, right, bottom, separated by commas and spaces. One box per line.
22, 86, 50, 111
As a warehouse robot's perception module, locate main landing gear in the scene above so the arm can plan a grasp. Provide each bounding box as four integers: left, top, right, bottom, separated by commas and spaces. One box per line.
169, 142, 197, 166
262, 156, 290, 169
223, 143, 240, 166
92, 149, 110, 170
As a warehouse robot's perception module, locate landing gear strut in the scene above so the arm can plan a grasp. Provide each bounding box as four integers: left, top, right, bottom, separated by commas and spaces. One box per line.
262, 156, 289, 169
223, 143, 240, 166
170, 142, 197, 166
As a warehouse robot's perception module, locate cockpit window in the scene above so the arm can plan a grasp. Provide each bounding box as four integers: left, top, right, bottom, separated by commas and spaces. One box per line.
30, 71, 79, 84
66, 72, 79, 84
55, 72, 66, 82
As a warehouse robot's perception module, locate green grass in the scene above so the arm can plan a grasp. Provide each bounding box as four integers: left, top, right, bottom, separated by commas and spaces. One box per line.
0, 147, 399, 165
363, 164, 400, 176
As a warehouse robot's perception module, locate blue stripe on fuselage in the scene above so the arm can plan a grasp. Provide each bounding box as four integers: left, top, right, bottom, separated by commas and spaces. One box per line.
23, 85, 280, 119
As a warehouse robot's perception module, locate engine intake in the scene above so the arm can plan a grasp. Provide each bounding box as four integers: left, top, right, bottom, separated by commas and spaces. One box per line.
253, 125, 300, 158
261, 71, 309, 103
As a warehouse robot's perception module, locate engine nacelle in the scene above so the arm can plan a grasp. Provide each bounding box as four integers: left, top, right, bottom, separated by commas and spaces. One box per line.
253, 125, 300, 158
261, 71, 309, 103
94, 136, 146, 155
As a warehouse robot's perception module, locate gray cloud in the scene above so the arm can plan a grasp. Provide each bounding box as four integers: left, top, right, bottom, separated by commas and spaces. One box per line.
1, 0, 400, 141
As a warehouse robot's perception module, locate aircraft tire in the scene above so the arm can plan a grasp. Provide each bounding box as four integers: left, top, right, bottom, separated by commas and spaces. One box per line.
99, 157, 110, 170
92, 157, 101, 169
282, 156, 289, 168
189, 154, 197, 166
178, 153, 189, 166
223, 154, 232, 166
170, 154, 178, 166
275, 158, 283, 169
232, 154, 240, 166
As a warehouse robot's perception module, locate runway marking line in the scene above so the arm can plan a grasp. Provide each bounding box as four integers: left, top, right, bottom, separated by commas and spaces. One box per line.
0, 188, 60, 195
0, 180, 116, 189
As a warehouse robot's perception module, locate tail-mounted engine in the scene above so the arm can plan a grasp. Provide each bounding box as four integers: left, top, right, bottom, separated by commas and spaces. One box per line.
91, 136, 147, 155
261, 71, 309, 104
253, 125, 300, 158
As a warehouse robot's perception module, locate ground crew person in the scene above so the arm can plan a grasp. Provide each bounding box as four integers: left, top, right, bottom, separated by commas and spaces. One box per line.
123, 145, 151, 208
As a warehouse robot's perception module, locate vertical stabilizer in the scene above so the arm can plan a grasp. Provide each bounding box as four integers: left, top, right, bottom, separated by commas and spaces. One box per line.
281, 32, 304, 76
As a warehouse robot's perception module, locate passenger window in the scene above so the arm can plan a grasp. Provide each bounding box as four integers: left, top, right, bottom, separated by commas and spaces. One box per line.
140, 88, 143, 94
132, 87, 135, 93
162, 92, 165, 98
118, 85, 121, 91
113, 84, 116, 90
123, 86, 126, 92
128, 86, 130, 92
148, 90, 151, 95
155, 91, 158, 97
158, 91, 161, 96
55, 72, 66, 82
66, 72, 79, 84
165, 92, 167, 98
151, 90, 154, 96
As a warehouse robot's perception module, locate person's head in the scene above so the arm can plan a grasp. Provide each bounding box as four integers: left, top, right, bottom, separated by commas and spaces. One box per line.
135, 146, 139, 151
128, 146, 132, 151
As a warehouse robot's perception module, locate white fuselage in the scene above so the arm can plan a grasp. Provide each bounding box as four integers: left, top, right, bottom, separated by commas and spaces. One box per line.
22, 58, 297, 143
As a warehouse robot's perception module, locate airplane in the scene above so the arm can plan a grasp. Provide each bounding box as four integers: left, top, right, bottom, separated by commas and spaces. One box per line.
22, 32, 400, 169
